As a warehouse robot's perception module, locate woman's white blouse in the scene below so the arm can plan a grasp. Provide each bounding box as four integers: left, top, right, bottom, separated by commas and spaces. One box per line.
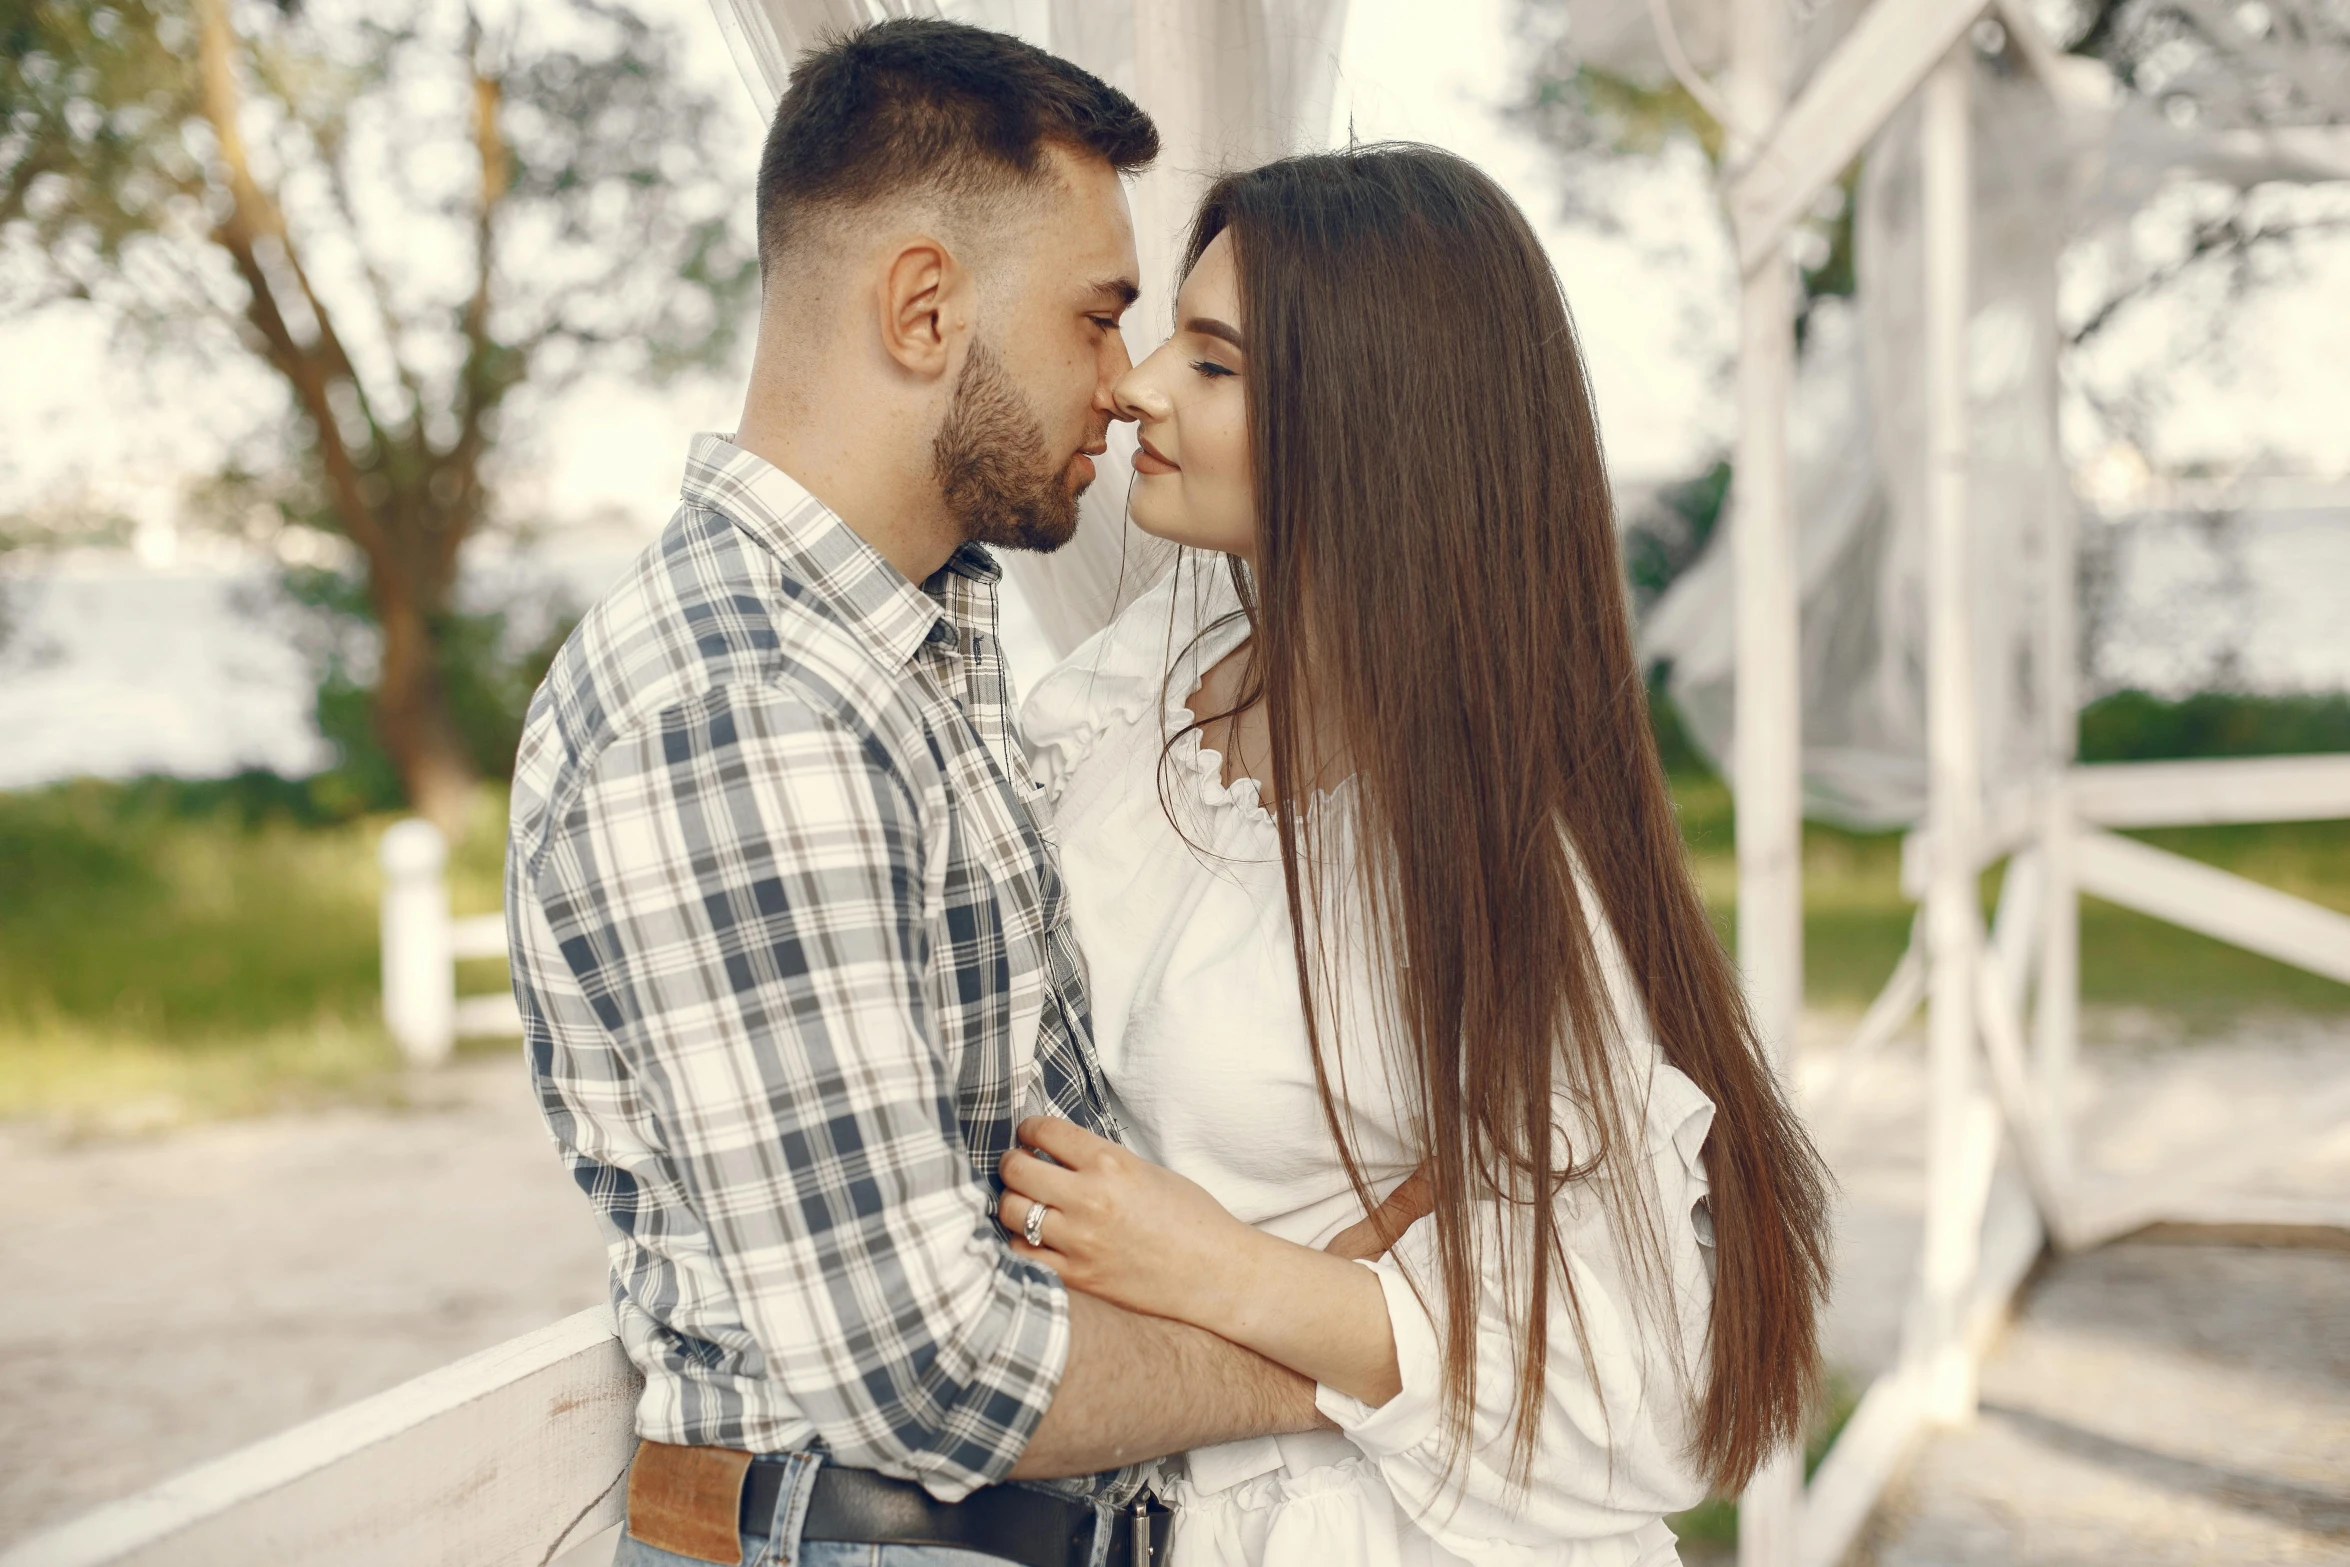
1022, 563, 1718, 1567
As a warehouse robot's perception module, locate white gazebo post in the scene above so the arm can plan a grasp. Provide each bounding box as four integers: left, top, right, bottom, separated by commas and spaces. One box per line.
1727, 0, 1806, 1555
1915, 43, 1992, 1425
380, 818, 456, 1068
2035, 464, 2081, 1195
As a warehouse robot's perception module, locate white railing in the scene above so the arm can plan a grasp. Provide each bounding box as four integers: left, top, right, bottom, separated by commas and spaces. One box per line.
9, 755, 2347, 1565
379, 819, 522, 1066
0, 1312, 636, 1567
1790, 748, 2350, 1567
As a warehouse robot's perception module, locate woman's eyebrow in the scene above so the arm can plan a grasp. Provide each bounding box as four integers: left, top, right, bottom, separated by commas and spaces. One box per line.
1184, 316, 1245, 349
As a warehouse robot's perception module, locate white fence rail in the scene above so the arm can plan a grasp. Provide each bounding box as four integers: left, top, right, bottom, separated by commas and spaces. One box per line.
379, 820, 522, 1066
0, 1312, 635, 1567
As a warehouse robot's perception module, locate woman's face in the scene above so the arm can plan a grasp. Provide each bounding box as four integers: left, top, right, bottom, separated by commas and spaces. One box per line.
1113, 229, 1256, 560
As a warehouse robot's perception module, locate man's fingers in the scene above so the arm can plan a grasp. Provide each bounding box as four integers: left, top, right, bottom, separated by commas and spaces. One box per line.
1000, 1145, 1086, 1206
1015, 1114, 1113, 1168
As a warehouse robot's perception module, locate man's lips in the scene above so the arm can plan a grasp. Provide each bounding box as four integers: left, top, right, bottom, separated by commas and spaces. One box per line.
1133, 435, 1179, 476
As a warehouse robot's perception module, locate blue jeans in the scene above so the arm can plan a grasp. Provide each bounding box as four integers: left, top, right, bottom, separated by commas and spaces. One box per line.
609, 1450, 1109, 1567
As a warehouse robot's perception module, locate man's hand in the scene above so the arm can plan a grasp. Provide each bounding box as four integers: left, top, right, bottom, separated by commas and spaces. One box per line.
1008, 1291, 1329, 1479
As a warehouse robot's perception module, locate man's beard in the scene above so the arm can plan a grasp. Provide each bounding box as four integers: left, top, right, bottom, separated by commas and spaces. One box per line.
931, 339, 1084, 554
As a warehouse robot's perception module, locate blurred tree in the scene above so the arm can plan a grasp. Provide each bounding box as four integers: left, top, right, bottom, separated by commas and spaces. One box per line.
1, 0, 756, 830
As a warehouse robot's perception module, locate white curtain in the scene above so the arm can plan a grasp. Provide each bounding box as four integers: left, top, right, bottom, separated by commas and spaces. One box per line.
1578, 0, 2350, 827
706, 0, 1351, 656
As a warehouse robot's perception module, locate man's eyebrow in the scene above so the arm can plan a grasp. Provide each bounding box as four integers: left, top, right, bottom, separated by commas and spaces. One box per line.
1088, 277, 1141, 309
1184, 316, 1245, 349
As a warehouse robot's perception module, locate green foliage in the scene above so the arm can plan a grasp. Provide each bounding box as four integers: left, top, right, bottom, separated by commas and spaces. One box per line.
1626, 460, 1731, 616
4, 0, 754, 813
1646, 676, 1716, 780
1668, 771, 2350, 1015
1510, 43, 1854, 325
0, 778, 383, 1041
1520, 64, 1724, 162
0, 777, 512, 1122
2080, 688, 2350, 763
282, 564, 576, 814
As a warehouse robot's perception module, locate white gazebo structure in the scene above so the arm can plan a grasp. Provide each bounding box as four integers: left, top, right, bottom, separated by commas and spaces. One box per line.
8, 3, 2348, 1566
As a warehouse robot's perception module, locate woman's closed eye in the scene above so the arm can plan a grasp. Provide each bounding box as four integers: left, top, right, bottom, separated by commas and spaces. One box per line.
1191, 358, 1237, 380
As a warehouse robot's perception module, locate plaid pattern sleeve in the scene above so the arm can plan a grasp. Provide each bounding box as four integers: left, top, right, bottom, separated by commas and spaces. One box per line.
508, 436, 1129, 1502
537, 684, 1070, 1494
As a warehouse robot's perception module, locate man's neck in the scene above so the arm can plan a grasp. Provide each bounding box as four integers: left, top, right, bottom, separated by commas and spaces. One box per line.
734, 379, 963, 586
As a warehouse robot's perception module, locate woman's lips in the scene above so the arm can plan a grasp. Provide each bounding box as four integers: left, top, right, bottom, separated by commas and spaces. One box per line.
1133, 436, 1179, 476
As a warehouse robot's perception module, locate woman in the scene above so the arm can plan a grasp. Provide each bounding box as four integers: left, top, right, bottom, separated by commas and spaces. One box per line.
1002, 146, 1831, 1566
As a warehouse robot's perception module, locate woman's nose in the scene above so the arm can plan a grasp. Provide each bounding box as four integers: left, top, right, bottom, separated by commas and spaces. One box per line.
1111, 366, 1169, 425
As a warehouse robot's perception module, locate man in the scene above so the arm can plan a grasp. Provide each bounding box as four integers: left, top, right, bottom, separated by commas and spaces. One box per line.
506, 19, 1323, 1567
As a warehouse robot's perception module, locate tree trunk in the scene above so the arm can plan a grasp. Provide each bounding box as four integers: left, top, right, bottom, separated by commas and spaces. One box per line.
373, 568, 477, 838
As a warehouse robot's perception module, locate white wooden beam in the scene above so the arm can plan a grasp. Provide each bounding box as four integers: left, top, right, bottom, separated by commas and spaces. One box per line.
2034, 463, 2082, 1194
1, 1311, 636, 1567
2071, 754, 2350, 829
450, 913, 510, 960
1730, 0, 1807, 1554
2073, 827, 2350, 988
1805, 915, 1927, 1132
1728, 0, 1988, 270
1915, 43, 1985, 1428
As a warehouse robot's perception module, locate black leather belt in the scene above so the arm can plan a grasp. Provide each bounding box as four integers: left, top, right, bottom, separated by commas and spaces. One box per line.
741, 1460, 1173, 1567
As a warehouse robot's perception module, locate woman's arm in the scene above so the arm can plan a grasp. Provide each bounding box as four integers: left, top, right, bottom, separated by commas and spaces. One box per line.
998, 1117, 1412, 1406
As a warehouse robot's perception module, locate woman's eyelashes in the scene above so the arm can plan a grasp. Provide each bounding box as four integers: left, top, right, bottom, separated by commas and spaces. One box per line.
1190, 358, 1237, 380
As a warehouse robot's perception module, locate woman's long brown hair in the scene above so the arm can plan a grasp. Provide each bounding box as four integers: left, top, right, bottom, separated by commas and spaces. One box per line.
1172, 146, 1831, 1493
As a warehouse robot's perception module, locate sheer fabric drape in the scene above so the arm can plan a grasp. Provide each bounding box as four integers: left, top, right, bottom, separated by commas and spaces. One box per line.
705, 0, 1349, 655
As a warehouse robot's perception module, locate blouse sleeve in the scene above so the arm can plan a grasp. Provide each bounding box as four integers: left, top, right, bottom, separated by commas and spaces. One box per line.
1313, 1064, 1718, 1559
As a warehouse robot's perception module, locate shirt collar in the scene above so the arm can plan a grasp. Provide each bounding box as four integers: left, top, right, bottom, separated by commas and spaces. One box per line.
682, 433, 997, 668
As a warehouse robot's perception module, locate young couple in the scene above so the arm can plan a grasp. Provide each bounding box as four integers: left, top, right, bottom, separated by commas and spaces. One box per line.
507, 18, 1828, 1567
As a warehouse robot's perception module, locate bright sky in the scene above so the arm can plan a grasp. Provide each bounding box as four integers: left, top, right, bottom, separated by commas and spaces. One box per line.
0, 0, 1739, 563
2, 0, 2344, 554
510, 0, 1743, 538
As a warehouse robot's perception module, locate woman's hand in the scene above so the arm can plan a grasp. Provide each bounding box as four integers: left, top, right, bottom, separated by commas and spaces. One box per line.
1002, 1118, 1406, 1406
998, 1116, 1261, 1330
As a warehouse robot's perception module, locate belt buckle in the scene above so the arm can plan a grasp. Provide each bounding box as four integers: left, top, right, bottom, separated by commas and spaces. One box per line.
1128, 1494, 1170, 1567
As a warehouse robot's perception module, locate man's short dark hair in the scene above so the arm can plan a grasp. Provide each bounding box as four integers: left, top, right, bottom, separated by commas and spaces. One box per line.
756, 18, 1158, 269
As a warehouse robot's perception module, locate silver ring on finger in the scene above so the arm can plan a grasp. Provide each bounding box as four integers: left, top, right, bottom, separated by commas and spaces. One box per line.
1022, 1198, 1051, 1248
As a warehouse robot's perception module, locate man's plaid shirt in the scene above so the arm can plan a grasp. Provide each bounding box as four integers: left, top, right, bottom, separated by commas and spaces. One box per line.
506, 435, 1126, 1501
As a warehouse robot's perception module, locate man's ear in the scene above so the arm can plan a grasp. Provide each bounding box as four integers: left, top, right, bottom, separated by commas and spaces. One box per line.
876, 237, 964, 380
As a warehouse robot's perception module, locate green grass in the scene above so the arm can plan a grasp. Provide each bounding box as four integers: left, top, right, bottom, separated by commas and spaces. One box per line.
1665, 773, 2350, 1017
0, 779, 510, 1125
3, 768, 2347, 1126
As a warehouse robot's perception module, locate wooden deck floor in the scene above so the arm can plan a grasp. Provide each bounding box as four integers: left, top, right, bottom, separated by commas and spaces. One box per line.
1, 1008, 2344, 1562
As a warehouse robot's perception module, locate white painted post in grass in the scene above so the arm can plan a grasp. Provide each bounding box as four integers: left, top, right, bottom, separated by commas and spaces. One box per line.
1916, 43, 1990, 1427
380, 818, 455, 1068
1728, 0, 1807, 1555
